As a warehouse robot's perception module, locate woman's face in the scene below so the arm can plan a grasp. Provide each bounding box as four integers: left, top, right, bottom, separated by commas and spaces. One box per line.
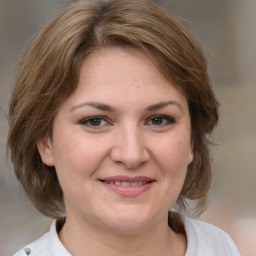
38, 48, 193, 233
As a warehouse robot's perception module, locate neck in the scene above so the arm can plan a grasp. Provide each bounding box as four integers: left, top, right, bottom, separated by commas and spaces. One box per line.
59, 214, 187, 256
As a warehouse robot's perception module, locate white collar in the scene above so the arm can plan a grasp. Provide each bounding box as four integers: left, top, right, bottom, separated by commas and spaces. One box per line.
17, 215, 239, 256
19, 219, 71, 256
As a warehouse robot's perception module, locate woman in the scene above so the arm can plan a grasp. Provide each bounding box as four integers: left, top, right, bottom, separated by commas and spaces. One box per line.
8, 0, 240, 255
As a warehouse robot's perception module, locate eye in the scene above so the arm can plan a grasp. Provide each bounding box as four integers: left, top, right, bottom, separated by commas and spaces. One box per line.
79, 116, 109, 127
146, 115, 175, 126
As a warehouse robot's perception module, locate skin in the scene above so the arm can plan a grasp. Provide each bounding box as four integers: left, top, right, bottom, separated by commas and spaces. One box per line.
38, 48, 193, 256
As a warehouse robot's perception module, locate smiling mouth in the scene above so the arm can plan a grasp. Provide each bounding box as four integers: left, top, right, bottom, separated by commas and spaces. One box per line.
99, 176, 155, 196
100, 180, 153, 186
99, 175, 155, 187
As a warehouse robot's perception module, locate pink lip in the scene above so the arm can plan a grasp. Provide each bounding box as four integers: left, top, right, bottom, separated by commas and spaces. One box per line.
99, 176, 155, 197
101, 175, 154, 182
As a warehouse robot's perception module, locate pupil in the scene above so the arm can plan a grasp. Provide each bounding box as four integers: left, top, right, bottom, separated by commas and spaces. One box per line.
152, 117, 162, 125
90, 118, 101, 126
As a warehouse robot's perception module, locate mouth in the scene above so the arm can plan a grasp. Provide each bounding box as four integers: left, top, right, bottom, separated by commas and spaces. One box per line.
98, 176, 156, 196
99, 175, 155, 186
100, 180, 153, 186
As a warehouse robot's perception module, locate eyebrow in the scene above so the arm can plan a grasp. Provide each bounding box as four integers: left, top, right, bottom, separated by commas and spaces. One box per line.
70, 102, 115, 112
146, 100, 183, 112
70, 100, 183, 113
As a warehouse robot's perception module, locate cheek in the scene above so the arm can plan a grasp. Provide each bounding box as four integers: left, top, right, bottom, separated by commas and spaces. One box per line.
52, 133, 109, 180
150, 136, 191, 211
52, 136, 107, 203
153, 135, 192, 176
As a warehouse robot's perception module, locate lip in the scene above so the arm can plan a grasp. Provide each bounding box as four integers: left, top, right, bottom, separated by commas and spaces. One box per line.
101, 175, 154, 182
99, 175, 156, 197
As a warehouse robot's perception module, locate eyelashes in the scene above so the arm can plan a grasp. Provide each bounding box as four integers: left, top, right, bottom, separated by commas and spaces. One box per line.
79, 114, 176, 129
145, 115, 175, 126
79, 116, 110, 127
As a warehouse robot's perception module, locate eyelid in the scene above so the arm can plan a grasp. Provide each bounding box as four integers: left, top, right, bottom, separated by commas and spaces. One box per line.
78, 114, 175, 128
145, 114, 176, 125
79, 115, 111, 126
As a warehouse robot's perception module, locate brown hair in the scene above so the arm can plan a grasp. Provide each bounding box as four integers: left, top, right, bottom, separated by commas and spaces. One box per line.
7, 0, 218, 231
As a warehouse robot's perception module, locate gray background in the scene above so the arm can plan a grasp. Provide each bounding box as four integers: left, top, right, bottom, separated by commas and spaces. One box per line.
1, 0, 256, 255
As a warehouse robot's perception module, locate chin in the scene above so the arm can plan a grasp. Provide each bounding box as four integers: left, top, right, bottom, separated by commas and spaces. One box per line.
107, 220, 151, 234
100, 210, 159, 234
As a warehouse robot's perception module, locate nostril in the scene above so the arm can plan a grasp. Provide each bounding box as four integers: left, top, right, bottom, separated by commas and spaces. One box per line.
110, 132, 150, 169
125, 160, 145, 169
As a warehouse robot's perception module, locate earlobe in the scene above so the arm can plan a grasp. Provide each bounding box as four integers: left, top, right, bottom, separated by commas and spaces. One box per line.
37, 137, 54, 166
188, 148, 194, 165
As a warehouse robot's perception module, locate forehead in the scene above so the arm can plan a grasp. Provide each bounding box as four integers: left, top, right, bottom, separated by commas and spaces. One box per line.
81, 47, 164, 83
61, 47, 188, 112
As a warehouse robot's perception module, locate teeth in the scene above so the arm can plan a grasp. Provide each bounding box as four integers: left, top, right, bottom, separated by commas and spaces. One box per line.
131, 182, 138, 186
122, 181, 130, 187
105, 181, 149, 186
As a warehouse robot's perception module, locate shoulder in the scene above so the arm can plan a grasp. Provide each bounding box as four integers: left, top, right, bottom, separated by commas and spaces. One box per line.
12, 232, 50, 256
182, 215, 241, 256
12, 220, 70, 256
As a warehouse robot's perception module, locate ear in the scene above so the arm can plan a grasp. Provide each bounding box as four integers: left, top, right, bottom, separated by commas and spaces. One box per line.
188, 149, 194, 165
188, 143, 194, 165
37, 137, 54, 166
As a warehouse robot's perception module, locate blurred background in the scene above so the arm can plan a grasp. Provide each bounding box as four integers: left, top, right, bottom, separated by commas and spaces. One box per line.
0, 0, 255, 255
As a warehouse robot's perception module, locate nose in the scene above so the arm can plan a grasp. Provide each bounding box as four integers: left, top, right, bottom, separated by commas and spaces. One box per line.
110, 125, 150, 169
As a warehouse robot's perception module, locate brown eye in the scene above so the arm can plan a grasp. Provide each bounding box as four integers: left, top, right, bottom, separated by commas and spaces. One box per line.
147, 115, 175, 126
89, 117, 103, 126
80, 116, 108, 127
151, 116, 164, 125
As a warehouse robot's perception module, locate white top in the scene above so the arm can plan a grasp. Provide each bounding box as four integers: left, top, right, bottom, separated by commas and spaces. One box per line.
13, 215, 240, 256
